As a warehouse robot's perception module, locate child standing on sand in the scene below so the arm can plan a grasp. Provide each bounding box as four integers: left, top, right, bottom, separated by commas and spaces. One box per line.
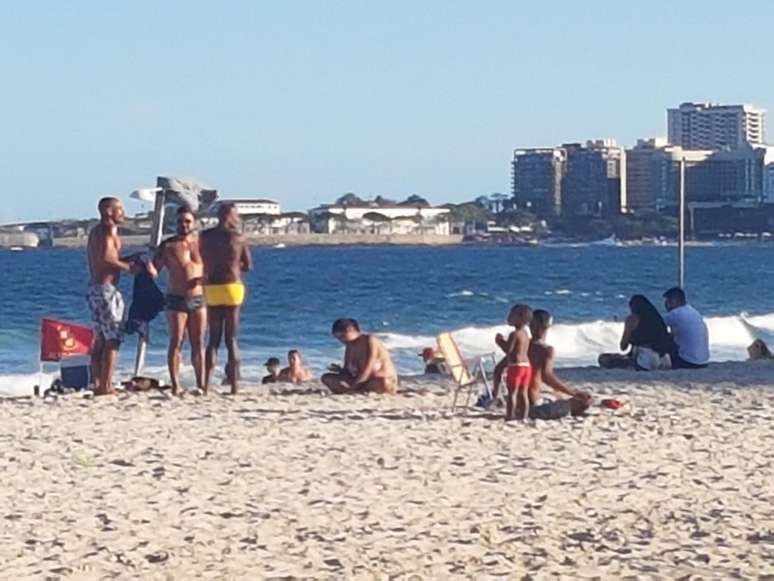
503, 304, 533, 421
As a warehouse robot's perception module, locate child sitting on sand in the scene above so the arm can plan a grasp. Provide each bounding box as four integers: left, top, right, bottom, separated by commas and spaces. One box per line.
503, 304, 533, 421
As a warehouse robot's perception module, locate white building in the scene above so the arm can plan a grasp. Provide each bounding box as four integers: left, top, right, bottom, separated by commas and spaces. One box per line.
309, 204, 451, 235
667, 102, 766, 150
211, 198, 281, 216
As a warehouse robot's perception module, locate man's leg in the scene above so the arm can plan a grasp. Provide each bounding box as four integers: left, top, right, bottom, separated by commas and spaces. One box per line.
321, 372, 355, 394
98, 339, 120, 396
91, 335, 104, 392
167, 310, 187, 396
223, 306, 241, 395
205, 307, 225, 395
188, 306, 207, 391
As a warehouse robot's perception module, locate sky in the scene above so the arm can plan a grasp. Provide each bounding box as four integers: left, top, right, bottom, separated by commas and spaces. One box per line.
1, 0, 774, 223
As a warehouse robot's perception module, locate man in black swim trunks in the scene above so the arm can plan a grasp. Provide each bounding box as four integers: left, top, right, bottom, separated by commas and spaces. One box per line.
152, 206, 206, 395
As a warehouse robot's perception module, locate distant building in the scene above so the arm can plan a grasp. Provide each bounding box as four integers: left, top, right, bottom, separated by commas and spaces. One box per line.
511, 147, 565, 216
562, 139, 626, 217
626, 139, 712, 211
667, 102, 766, 150
210, 198, 281, 216
308, 204, 450, 235
687, 145, 774, 205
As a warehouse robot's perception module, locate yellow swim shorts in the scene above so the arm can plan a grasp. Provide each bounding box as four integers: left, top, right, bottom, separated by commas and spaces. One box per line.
204, 283, 245, 307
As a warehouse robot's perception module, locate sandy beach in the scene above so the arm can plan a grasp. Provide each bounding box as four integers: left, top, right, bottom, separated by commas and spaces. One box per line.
1, 362, 773, 579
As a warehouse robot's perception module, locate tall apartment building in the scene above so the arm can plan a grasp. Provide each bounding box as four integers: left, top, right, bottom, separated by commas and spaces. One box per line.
626, 139, 774, 210
667, 102, 766, 150
511, 147, 565, 216
626, 139, 712, 211
511, 140, 625, 217
562, 139, 626, 217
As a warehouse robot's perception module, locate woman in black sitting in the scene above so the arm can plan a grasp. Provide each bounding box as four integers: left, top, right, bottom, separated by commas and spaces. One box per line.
599, 294, 673, 370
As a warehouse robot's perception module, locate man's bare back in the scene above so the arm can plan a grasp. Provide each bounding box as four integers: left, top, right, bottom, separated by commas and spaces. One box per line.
345, 335, 397, 382
200, 228, 250, 284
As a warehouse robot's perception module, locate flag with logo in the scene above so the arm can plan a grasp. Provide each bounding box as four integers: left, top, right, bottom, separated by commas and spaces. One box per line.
40, 319, 93, 362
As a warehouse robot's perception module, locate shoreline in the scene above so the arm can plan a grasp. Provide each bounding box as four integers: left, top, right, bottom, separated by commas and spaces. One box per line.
4, 236, 772, 250
1, 367, 772, 577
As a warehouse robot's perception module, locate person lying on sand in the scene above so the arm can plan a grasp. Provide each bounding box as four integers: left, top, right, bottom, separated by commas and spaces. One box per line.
321, 318, 398, 394
527, 309, 592, 420
277, 349, 313, 384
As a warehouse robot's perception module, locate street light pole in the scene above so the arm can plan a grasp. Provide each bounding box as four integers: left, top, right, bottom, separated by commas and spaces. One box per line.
678, 158, 686, 290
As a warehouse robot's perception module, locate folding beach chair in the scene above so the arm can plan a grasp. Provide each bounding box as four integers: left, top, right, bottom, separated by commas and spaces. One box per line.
436, 332, 494, 413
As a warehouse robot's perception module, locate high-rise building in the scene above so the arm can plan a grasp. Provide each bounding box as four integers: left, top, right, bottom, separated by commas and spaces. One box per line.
667, 102, 766, 150
561, 139, 625, 217
626, 139, 712, 211
511, 147, 565, 216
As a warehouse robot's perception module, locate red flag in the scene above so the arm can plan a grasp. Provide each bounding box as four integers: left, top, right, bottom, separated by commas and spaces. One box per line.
40, 319, 93, 362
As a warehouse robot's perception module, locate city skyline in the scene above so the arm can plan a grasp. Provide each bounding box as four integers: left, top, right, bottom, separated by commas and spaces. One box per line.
2, 1, 774, 223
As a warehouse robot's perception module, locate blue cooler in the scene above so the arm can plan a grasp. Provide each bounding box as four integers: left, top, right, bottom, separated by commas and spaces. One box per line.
60, 356, 91, 390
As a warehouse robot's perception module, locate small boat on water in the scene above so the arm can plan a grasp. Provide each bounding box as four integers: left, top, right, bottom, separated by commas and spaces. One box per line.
273, 243, 287, 249
9, 246, 23, 252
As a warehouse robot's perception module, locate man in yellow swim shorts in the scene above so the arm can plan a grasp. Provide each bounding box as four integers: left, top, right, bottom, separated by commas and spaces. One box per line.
199, 202, 252, 395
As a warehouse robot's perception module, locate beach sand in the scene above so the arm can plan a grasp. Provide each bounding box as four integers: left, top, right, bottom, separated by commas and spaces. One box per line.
1, 362, 772, 579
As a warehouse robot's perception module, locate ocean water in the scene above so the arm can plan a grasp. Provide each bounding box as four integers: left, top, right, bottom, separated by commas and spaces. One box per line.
2, 244, 774, 396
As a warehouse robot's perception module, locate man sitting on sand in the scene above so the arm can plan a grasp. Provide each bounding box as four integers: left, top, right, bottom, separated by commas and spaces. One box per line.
200, 202, 252, 395
151, 206, 206, 396
321, 319, 398, 394
86, 197, 140, 396
663, 287, 710, 370
278, 349, 313, 384
527, 309, 592, 420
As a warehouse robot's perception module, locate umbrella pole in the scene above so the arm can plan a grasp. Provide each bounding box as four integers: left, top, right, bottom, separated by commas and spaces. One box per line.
133, 190, 166, 377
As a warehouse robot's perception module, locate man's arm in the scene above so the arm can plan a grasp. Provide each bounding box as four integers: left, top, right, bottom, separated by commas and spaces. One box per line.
620, 315, 637, 351
353, 338, 378, 387
150, 243, 166, 277
240, 238, 252, 272
542, 346, 586, 398
495, 333, 508, 352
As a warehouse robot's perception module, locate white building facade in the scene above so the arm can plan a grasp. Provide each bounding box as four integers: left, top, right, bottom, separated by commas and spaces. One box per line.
667, 102, 766, 150
309, 205, 451, 235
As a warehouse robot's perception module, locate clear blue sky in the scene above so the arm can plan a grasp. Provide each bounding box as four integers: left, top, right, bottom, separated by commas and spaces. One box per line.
2, 1, 773, 223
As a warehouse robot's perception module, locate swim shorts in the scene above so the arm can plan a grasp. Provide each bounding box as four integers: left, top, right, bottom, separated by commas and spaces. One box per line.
166, 293, 205, 313
204, 283, 245, 307
505, 364, 532, 393
87, 284, 125, 343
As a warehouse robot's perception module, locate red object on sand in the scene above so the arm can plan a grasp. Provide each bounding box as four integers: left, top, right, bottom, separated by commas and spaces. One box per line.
601, 398, 623, 410
40, 319, 93, 362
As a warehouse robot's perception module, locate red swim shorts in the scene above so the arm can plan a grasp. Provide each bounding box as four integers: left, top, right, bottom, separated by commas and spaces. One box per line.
506, 364, 533, 393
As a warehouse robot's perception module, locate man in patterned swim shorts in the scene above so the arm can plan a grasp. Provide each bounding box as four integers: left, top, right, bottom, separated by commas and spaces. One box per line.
86, 197, 139, 395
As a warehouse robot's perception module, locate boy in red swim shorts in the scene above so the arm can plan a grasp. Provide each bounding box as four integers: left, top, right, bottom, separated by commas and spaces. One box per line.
504, 304, 533, 421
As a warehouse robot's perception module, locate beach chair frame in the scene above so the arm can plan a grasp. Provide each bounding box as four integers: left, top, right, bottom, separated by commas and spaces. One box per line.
436, 332, 495, 413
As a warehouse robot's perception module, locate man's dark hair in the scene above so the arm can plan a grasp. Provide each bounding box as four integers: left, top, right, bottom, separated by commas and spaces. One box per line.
663, 287, 686, 304
532, 309, 552, 328
217, 202, 236, 219
332, 318, 360, 334
176, 205, 196, 217
98, 196, 119, 215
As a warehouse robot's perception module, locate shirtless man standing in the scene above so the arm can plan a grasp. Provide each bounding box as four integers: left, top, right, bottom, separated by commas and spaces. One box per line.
152, 206, 206, 396
527, 309, 592, 420
321, 319, 398, 394
200, 202, 252, 395
86, 197, 138, 396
